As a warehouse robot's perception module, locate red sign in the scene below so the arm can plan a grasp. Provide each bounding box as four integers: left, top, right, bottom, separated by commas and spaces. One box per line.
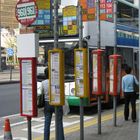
19, 57, 37, 117
15, 0, 38, 26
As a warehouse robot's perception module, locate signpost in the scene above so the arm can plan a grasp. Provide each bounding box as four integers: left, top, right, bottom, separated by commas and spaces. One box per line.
74, 4, 89, 140
16, 1, 38, 140
15, 0, 38, 26
7, 48, 14, 80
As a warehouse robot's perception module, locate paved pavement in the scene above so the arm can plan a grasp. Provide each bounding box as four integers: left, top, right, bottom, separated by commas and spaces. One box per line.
63, 109, 139, 140
0, 68, 139, 140
0, 68, 20, 84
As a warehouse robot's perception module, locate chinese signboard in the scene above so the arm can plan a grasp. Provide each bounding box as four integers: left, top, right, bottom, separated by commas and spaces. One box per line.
31, 0, 52, 32
63, 6, 78, 36
80, 0, 113, 22
80, 0, 95, 21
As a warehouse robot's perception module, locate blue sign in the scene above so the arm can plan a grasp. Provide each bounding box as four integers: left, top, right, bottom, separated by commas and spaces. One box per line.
7, 48, 14, 56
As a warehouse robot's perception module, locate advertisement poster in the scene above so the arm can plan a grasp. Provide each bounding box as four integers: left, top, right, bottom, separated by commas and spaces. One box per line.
92, 54, 98, 92
106, 0, 113, 21
32, 0, 52, 31
80, 0, 113, 22
63, 6, 78, 36
80, 0, 95, 21
50, 53, 60, 104
21, 60, 33, 115
75, 51, 84, 96
109, 58, 114, 93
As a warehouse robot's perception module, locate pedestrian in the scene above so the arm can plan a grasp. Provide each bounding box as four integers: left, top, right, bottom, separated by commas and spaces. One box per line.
122, 66, 139, 122
41, 68, 65, 140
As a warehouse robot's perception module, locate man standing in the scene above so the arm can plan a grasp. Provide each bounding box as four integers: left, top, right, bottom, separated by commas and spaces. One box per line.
41, 68, 65, 140
122, 66, 139, 122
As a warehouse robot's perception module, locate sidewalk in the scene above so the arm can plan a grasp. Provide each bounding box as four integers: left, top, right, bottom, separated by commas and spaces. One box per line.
0, 69, 20, 84
35, 103, 139, 140
64, 111, 138, 140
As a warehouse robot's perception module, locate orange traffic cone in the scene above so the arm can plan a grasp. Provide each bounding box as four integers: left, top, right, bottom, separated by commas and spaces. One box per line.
4, 118, 13, 140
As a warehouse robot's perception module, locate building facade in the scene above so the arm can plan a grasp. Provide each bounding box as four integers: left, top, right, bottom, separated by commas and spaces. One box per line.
0, 0, 18, 29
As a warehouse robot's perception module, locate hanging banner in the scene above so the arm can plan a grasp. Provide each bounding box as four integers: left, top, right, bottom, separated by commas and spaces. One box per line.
63, 6, 78, 36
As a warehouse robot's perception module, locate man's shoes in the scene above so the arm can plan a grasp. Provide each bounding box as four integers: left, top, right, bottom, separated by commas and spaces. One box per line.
132, 120, 136, 122
125, 119, 128, 121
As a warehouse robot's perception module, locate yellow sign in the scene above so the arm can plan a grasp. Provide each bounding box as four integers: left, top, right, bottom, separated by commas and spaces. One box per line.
74, 48, 89, 98
48, 49, 65, 106
63, 6, 78, 36
63, 6, 77, 16
36, 0, 50, 9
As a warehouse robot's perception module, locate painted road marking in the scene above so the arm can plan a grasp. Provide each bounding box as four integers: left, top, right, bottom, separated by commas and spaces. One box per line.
22, 116, 94, 134
2, 113, 20, 119
34, 110, 124, 140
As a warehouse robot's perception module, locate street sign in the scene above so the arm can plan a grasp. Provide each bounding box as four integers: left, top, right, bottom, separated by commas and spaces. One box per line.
7, 48, 14, 56
15, 0, 38, 26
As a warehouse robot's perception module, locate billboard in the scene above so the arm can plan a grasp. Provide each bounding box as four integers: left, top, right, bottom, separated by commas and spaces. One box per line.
80, 0, 96, 21
80, 0, 113, 22
31, 0, 52, 32
63, 6, 78, 36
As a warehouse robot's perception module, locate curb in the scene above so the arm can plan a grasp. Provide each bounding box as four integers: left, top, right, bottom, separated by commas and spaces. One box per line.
0, 81, 20, 85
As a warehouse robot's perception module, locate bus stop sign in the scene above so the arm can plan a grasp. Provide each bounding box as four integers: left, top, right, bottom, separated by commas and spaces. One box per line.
15, 0, 38, 26
7, 48, 14, 56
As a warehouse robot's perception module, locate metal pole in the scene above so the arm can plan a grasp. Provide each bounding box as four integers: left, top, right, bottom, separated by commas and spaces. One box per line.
98, 96, 101, 134
54, 0, 59, 140
55, 107, 59, 140
113, 0, 117, 127
96, 0, 102, 134
0, 8, 2, 72
80, 98, 84, 140
54, 0, 58, 49
10, 64, 12, 80
138, 1, 140, 140
96, 0, 101, 49
113, 96, 117, 126
27, 117, 32, 140
79, 5, 83, 49
113, 0, 117, 54
78, 4, 84, 140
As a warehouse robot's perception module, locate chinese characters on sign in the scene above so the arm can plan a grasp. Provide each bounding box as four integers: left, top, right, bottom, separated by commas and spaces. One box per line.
92, 54, 98, 91
50, 53, 60, 104
80, 0, 113, 22
32, 0, 52, 31
63, 6, 78, 36
80, 0, 95, 21
21, 60, 33, 115
75, 51, 84, 96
